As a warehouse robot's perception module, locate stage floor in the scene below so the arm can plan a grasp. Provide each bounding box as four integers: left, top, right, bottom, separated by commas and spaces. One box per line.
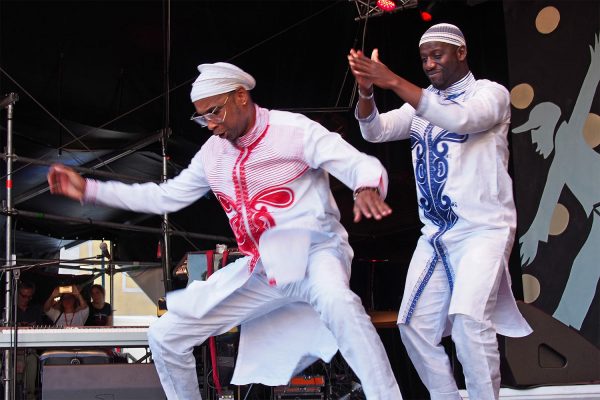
459, 384, 600, 399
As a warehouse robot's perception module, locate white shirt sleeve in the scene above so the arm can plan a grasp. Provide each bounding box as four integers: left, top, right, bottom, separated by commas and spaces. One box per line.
356, 103, 415, 143
84, 150, 211, 214
415, 83, 510, 134
301, 118, 388, 198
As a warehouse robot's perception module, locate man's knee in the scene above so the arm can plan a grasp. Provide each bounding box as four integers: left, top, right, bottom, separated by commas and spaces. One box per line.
398, 322, 410, 339
451, 314, 484, 337
313, 286, 360, 311
148, 312, 173, 345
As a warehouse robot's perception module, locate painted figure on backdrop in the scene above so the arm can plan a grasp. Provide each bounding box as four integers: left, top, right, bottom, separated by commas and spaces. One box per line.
513, 34, 600, 330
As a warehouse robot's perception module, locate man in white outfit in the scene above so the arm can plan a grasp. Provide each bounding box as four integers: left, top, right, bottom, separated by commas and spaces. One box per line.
47, 62, 403, 399
348, 23, 532, 400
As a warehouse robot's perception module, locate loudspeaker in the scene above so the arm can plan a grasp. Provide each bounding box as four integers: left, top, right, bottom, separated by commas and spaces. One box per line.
500, 301, 600, 387
42, 363, 166, 399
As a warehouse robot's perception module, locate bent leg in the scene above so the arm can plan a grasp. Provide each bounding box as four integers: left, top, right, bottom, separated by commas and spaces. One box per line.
148, 273, 286, 400
286, 250, 402, 400
398, 263, 460, 400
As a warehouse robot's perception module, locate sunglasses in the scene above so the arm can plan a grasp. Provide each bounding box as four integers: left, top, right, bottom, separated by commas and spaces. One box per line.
190, 94, 230, 127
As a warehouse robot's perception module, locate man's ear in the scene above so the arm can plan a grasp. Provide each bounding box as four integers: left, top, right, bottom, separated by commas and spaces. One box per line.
457, 45, 467, 61
235, 87, 249, 106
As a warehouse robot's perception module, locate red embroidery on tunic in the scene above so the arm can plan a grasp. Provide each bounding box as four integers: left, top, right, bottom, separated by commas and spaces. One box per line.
214, 126, 299, 272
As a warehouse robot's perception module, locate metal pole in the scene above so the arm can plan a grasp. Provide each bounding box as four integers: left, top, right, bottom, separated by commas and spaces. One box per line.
161, 0, 173, 294
3, 92, 18, 400
109, 242, 114, 316
100, 250, 106, 287
161, 131, 172, 292
4, 208, 235, 243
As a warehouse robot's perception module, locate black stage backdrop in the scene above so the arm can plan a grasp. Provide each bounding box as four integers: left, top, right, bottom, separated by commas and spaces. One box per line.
504, 0, 600, 347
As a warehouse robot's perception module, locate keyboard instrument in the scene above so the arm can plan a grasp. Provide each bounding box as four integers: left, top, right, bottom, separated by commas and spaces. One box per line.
0, 326, 149, 348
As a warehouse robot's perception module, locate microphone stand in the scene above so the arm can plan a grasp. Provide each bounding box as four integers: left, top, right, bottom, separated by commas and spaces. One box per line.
108, 245, 114, 321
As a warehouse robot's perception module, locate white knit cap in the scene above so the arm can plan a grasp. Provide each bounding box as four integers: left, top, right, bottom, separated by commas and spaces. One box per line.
190, 62, 256, 102
419, 23, 466, 47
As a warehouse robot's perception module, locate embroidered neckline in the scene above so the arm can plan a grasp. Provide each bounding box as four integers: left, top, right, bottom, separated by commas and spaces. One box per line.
427, 71, 475, 98
235, 106, 269, 148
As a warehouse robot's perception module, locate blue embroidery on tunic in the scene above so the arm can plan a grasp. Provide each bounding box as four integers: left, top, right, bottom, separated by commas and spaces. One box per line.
404, 123, 467, 324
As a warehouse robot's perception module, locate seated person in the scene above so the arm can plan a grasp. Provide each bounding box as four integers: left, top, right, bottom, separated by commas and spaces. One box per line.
16, 281, 45, 327
43, 285, 89, 327
86, 284, 113, 326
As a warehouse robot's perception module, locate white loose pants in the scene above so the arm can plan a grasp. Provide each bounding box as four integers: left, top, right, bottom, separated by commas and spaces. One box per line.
399, 261, 501, 400
148, 250, 402, 400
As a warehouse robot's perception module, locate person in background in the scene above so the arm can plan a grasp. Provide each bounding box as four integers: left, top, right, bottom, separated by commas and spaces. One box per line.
348, 23, 532, 400
16, 280, 44, 327
44, 285, 89, 326
86, 284, 113, 326
15, 280, 45, 400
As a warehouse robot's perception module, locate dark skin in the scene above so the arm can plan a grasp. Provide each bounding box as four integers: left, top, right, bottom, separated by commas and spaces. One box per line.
347, 42, 469, 119
193, 87, 255, 143
48, 87, 391, 223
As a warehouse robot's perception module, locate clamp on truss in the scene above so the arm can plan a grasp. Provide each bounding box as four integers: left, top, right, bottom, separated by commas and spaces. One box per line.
350, 0, 418, 21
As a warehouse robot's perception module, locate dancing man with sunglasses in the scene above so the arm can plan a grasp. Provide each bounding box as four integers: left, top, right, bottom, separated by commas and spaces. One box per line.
47, 62, 403, 399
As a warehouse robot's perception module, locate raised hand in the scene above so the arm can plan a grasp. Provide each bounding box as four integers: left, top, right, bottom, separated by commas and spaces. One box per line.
348, 48, 398, 91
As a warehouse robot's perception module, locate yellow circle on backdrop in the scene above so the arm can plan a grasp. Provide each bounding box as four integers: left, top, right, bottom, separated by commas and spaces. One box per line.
536, 6, 560, 34
583, 113, 600, 149
510, 83, 535, 109
522, 274, 541, 303
549, 203, 569, 236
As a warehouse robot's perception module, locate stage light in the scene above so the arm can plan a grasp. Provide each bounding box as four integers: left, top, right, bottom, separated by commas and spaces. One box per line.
420, 10, 433, 21
376, 0, 397, 12
418, 0, 436, 21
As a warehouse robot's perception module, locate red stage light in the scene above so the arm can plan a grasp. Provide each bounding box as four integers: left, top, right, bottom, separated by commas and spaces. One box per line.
376, 0, 397, 12
420, 10, 432, 21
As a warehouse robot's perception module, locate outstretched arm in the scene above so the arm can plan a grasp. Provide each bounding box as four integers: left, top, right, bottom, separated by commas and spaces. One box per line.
301, 116, 392, 223
568, 34, 600, 132
48, 149, 211, 215
519, 161, 565, 266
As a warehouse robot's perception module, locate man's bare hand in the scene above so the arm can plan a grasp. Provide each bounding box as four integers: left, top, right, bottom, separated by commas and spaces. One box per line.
353, 189, 392, 223
47, 164, 86, 201
348, 48, 398, 91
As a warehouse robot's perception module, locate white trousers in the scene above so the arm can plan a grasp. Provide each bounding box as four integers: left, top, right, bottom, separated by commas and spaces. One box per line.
399, 262, 501, 400
148, 250, 402, 400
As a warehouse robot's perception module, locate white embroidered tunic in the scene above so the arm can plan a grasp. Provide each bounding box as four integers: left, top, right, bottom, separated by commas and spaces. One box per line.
357, 72, 531, 337
84, 105, 388, 383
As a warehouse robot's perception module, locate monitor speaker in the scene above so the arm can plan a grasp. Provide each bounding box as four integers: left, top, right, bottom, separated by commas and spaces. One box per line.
500, 301, 600, 387
42, 363, 166, 399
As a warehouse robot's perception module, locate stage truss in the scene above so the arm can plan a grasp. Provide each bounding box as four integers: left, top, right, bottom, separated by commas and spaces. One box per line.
350, 0, 418, 21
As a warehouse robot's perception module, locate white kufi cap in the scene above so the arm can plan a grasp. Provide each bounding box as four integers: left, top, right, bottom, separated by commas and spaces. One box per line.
190, 62, 256, 102
419, 23, 466, 47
